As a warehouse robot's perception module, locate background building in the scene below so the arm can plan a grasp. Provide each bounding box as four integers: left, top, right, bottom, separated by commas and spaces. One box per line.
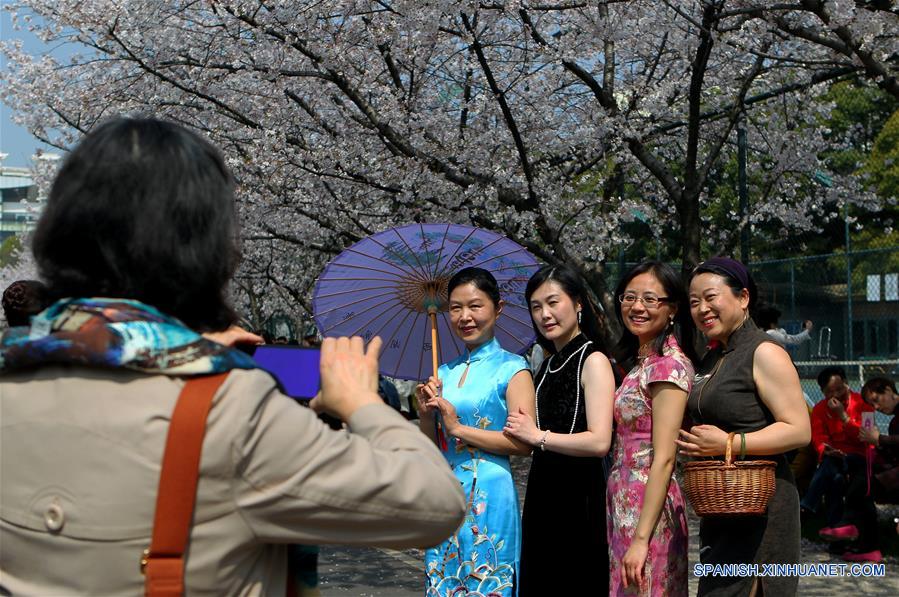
0, 152, 57, 243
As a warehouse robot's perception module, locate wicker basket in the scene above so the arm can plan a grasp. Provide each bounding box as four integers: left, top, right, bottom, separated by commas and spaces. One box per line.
682, 432, 777, 517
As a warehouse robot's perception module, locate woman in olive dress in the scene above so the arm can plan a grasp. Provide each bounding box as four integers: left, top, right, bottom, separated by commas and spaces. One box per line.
676, 257, 811, 596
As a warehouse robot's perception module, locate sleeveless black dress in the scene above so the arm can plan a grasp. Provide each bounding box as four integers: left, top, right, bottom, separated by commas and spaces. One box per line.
687, 320, 800, 597
518, 334, 609, 596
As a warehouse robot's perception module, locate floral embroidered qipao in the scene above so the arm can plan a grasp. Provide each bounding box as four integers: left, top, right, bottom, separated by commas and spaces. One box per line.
607, 336, 693, 596
425, 337, 528, 597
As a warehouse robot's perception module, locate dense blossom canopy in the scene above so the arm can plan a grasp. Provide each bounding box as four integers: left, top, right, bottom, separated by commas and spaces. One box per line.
2, 1, 896, 333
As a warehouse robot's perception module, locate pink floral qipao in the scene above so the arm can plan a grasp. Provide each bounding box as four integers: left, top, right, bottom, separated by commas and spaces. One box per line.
607, 336, 693, 596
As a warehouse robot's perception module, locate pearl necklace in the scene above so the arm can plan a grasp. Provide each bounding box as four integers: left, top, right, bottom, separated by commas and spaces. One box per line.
535, 341, 593, 434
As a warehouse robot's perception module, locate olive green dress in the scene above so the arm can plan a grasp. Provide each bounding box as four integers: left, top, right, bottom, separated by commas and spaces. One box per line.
686, 320, 799, 597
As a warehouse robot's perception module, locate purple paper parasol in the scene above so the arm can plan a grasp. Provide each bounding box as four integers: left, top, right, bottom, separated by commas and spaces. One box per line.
312, 223, 540, 381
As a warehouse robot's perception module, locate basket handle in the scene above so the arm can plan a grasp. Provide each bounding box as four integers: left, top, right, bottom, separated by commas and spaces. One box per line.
724, 432, 736, 466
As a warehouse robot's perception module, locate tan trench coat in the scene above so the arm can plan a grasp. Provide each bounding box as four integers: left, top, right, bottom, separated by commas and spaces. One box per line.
0, 366, 465, 596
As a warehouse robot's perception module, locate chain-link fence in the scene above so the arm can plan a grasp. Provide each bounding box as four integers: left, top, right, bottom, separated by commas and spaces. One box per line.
752, 246, 899, 423
752, 246, 899, 364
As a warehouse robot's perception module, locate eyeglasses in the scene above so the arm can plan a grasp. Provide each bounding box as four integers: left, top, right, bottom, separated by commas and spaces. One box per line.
618, 293, 670, 308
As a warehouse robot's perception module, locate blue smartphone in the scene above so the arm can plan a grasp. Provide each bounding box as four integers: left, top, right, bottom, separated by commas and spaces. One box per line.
252, 345, 321, 400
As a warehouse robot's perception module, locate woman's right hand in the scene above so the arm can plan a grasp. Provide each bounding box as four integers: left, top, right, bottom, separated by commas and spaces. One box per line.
310, 336, 382, 421
415, 376, 441, 418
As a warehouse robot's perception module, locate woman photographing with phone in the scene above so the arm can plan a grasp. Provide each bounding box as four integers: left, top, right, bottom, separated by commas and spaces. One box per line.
0, 117, 466, 595
416, 267, 536, 597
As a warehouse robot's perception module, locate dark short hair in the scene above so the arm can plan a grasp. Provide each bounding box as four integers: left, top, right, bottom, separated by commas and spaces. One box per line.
524, 264, 607, 356
447, 267, 501, 306
612, 261, 697, 364
2, 280, 49, 327
692, 257, 758, 313
754, 303, 782, 330
817, 366, 847, 390
862, 376, 897, 398
32, 117, 239, 331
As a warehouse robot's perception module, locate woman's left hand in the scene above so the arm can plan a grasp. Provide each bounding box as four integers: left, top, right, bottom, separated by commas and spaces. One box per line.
435, 397, 461, 436
676, 424, 729, 457
202, 325, 264, 348
504, 407, 540, 445
621, 538, 649, 590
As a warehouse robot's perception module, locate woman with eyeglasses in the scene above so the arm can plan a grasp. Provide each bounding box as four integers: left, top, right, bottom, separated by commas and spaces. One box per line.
676, 257, 810, 597
606, 261, 697, 596
504, 264, 615, 596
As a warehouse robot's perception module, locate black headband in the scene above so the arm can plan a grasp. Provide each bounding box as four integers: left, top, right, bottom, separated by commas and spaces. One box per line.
696, 257, 750, 290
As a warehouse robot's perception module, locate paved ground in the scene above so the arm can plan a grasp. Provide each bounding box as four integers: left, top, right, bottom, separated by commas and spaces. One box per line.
318, 456, 899, 595
318, 546, 423, 596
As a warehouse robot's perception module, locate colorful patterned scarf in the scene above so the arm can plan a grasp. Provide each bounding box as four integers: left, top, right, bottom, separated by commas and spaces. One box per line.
0, 298, 257, 376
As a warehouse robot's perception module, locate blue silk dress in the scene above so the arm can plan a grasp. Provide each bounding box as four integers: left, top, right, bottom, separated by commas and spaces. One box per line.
424, 336, 528, 597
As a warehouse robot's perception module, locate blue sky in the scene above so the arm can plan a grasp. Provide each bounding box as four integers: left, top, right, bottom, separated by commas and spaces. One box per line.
0, 9, 63, 167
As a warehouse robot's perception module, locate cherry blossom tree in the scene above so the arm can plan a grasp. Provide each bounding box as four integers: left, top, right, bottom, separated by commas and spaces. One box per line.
2, 1, 896, 341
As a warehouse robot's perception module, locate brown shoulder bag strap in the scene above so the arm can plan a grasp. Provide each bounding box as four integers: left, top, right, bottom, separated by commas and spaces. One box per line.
142, 373, 230, 597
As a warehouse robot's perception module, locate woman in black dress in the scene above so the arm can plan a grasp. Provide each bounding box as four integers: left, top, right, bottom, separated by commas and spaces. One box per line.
676, 258, 811, 596
504, 265, 616, 596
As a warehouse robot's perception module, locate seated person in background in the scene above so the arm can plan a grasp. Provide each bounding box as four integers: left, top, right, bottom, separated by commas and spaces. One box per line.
822, 377, 899, 563
859, 377, 899, 504
755, 303, 813, 347
803, 367, 881, 561
802, 366, 873, 541
2, 280, 49, 328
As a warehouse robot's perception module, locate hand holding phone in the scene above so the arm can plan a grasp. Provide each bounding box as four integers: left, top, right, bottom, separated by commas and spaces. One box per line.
313, 336, 383, 421
859, 412, 879, 445
861, 411, 875, 430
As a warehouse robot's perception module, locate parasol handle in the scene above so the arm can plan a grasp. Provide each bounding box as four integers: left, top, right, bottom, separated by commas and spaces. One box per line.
427, 307, 447, 451
428, 307, 439, 383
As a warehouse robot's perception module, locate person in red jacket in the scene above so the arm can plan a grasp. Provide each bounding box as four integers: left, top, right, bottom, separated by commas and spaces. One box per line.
822, 377, 899, 563
802, 366, 874, 544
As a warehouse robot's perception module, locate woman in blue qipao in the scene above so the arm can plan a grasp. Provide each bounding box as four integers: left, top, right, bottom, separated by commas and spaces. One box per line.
417, 267, 536, 597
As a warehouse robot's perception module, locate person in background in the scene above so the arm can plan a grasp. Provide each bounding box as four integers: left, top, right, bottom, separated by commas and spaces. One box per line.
416, 267, 536, 597
391, 377, 419, 418
2, 279, 49, 328
504, 264, 615, 596
377, 375, 402, 412
527, 341, 545, 375
302, 322, 321, 347
754, 303, 813, 348
846, 377, 899, 559
0, 117, 465, 595
859, 377, 899, 506
607, 261, 696, 596
677, 257, 810, 597
802, 366, 875, 557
